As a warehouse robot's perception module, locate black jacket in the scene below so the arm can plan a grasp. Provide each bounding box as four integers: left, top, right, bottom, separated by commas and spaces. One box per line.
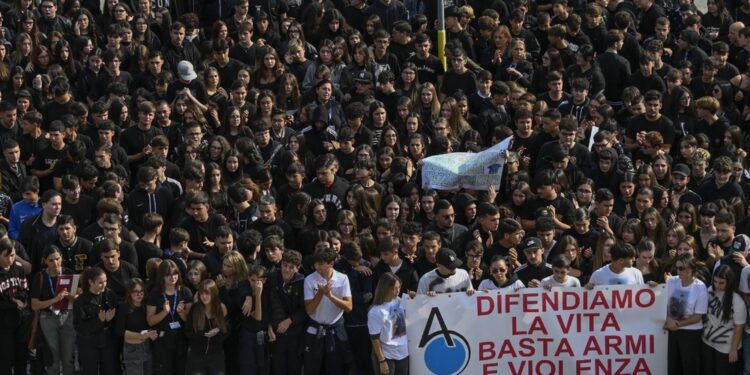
267, 269, 306, 335
125, 185, 174, 236
373, 260, 419, 295
0, 160, 26, 202
73, 288, 118, 336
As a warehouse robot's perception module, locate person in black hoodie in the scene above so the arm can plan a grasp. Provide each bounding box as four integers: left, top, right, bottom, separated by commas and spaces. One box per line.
126, 166, 174, 237
185, 279, 229, 375
73, 266, 120, 375
303, 154, 350, 226
0, 237, 29, 375
268, 250, 306, 375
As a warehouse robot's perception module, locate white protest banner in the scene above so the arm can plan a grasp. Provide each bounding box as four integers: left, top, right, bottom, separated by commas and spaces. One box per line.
405, 285, 667, 375
421, 136, 512, 190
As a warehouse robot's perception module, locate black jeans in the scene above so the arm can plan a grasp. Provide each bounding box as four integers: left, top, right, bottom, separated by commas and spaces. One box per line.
0, 325, 29, 375
668, 329, 701, 375
76, 332, 120, 375
271, 332, 301, 375
185, 350, 225, 375
151, 336, 187, 375
346, 325, 373, 375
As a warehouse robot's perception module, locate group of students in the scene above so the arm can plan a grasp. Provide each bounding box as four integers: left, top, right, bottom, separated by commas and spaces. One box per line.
4, 0, 750, 374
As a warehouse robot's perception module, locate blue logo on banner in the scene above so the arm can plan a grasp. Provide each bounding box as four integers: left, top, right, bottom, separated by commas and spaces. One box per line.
419, 307, 470, 375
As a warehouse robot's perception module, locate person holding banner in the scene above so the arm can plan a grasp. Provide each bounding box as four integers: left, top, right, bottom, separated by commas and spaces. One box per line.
664, 253, 708, 375
587, 241, 644, 287
478, 256, 525, 292
368, 273, 409, 375
416, 249, 474, 296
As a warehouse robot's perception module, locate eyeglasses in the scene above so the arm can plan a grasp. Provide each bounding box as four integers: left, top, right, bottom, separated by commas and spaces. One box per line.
491, 268, 507, 274
466, 253, 482, 259
131, 289, 144, 294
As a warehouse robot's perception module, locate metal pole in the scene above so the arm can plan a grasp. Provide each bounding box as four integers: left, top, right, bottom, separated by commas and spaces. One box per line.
437, 0, 446, 71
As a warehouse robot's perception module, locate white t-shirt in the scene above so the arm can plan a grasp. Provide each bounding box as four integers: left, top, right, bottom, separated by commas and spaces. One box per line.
367, 296, 409, 360
666, 276, 708, 330
541, 275, 581, 288
736, 265, 750, 333
702, 287, 747, 354
589, 265, 644, 286
477, 278, 525, 292
304, 269, 352, 325
417, 268, 472, 294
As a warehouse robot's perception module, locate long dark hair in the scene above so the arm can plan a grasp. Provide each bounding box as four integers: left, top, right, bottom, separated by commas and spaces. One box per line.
192, 279, 227, 333
154, 259, 183, 293
713, 265, 737, 323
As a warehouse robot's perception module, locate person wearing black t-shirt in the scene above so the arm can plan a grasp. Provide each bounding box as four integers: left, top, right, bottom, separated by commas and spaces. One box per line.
693, 95, 731, 157
133, 213, 164, 277
521, 170, 575, 232
407, 33, 445, 88
414, 232, 440, 277
624, 90, 675, 153
95, 240, 139, 302
31, 121, 67, 192
539, 71, 571, 109
60, 175, 96, 229
628, 53, 666, 94
30, 246, 77, 375
249, 195, 296, 250
119, 102, 164, 183
440, 48, 477, 100
178, 192, 227, 255
145, 260, 193, 375
113, 278, 157, 375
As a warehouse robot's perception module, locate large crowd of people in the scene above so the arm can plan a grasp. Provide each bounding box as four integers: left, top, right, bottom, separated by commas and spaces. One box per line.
1, 0, 750, 374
